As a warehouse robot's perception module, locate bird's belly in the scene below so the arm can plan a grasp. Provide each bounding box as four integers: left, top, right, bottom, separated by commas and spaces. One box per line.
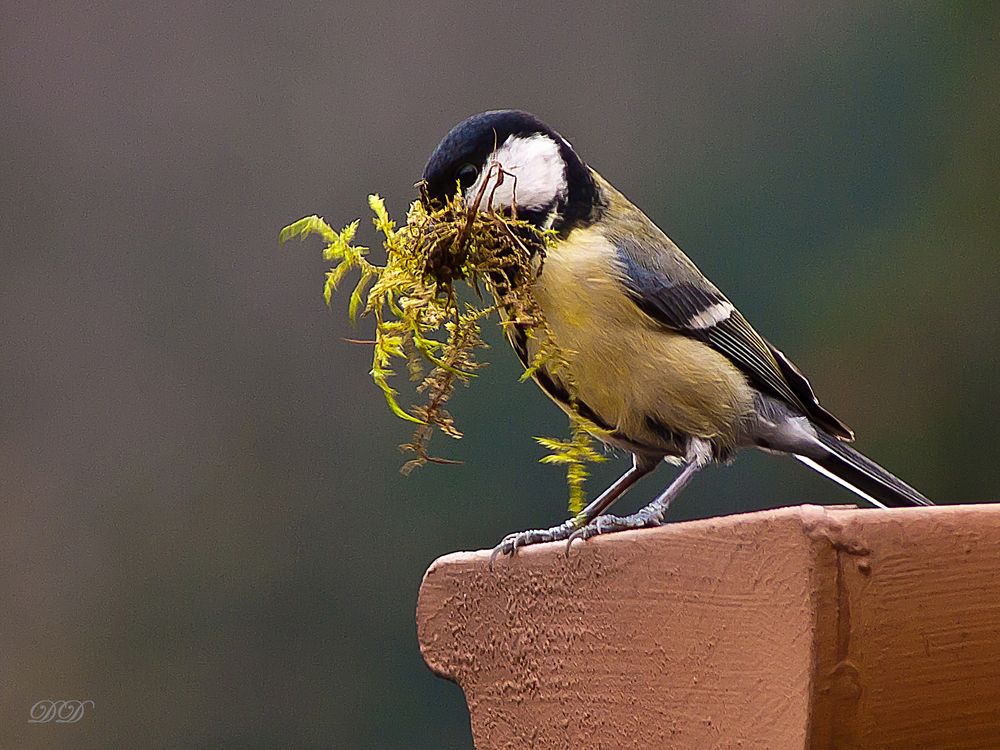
518, 230, 754, 453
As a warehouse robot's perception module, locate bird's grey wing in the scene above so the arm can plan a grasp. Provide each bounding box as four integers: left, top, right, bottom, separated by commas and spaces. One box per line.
613, 240, 854, 441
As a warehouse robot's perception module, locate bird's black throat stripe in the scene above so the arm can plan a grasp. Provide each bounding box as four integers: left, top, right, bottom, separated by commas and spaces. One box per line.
507, 325, 614, 434
507, 324, 684, 458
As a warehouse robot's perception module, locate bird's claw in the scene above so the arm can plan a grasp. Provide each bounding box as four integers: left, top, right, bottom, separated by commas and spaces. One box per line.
488, 532, 521, 570
562, 510, 666, 556
488, 520, 576, 570
489, 509, 667, 568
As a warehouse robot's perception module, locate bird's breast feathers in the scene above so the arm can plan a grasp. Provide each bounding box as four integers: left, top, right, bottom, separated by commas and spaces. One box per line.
522, 225, 755, 452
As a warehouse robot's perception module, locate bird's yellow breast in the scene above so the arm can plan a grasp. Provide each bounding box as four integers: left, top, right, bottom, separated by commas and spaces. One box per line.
523, 225, 754, 453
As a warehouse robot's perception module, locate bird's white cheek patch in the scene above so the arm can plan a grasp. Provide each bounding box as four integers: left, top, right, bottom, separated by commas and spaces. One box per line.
466, 133, 568, 212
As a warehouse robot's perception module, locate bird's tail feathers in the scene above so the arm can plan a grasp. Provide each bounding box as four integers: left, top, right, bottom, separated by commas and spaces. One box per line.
796, 430, 932, 508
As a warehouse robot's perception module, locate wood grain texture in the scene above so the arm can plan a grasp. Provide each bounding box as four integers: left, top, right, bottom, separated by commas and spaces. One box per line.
417, 504, 1000, 749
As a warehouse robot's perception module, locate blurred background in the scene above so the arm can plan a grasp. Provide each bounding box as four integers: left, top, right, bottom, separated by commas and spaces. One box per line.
2, 1, 997, 747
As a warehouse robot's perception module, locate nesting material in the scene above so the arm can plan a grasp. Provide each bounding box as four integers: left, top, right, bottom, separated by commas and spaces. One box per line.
280, 185, 605, 512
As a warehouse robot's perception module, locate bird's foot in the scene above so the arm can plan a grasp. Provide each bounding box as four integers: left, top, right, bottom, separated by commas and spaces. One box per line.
489, 519, 578, 569
565, 507, 665, 555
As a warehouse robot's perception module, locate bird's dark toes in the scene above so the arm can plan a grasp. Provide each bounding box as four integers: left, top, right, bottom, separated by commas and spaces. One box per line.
564, 511, 665, 556
488, 520, 577, 569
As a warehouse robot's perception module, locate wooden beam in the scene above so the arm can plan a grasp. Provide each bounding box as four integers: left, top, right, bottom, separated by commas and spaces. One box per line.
417, 504, 1000, 749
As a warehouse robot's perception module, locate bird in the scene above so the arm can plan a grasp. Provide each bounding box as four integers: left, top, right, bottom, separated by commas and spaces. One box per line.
420, 110, 932, 561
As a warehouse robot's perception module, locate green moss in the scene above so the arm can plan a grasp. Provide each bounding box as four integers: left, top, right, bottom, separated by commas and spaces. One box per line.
281, 185, 604, 513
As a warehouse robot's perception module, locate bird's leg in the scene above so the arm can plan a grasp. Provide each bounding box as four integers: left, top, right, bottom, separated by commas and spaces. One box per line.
566, 438, 711, 553
573, 452, 662, 524
489, 453, 659, 568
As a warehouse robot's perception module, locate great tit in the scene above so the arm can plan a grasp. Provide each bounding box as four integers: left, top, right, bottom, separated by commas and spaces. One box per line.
421, 110, 932, 560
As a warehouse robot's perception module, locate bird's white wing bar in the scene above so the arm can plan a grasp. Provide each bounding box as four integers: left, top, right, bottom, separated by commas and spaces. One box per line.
687, 300, 735, 329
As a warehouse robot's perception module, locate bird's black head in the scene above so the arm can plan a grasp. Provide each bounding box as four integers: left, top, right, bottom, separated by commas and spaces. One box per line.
421, 110, 598, 231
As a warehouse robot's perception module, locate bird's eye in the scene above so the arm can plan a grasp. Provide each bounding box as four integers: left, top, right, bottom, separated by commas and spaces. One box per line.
456, 163, 479, 189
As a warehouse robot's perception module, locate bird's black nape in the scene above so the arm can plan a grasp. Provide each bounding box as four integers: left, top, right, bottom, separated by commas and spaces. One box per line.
421, 110, 598, 230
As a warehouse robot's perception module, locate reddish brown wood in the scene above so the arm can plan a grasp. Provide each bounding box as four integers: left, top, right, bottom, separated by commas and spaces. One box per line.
417, 505, 1000, 749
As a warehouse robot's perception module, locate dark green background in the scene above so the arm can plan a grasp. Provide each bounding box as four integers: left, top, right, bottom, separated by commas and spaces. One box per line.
2, 2, 997, 747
